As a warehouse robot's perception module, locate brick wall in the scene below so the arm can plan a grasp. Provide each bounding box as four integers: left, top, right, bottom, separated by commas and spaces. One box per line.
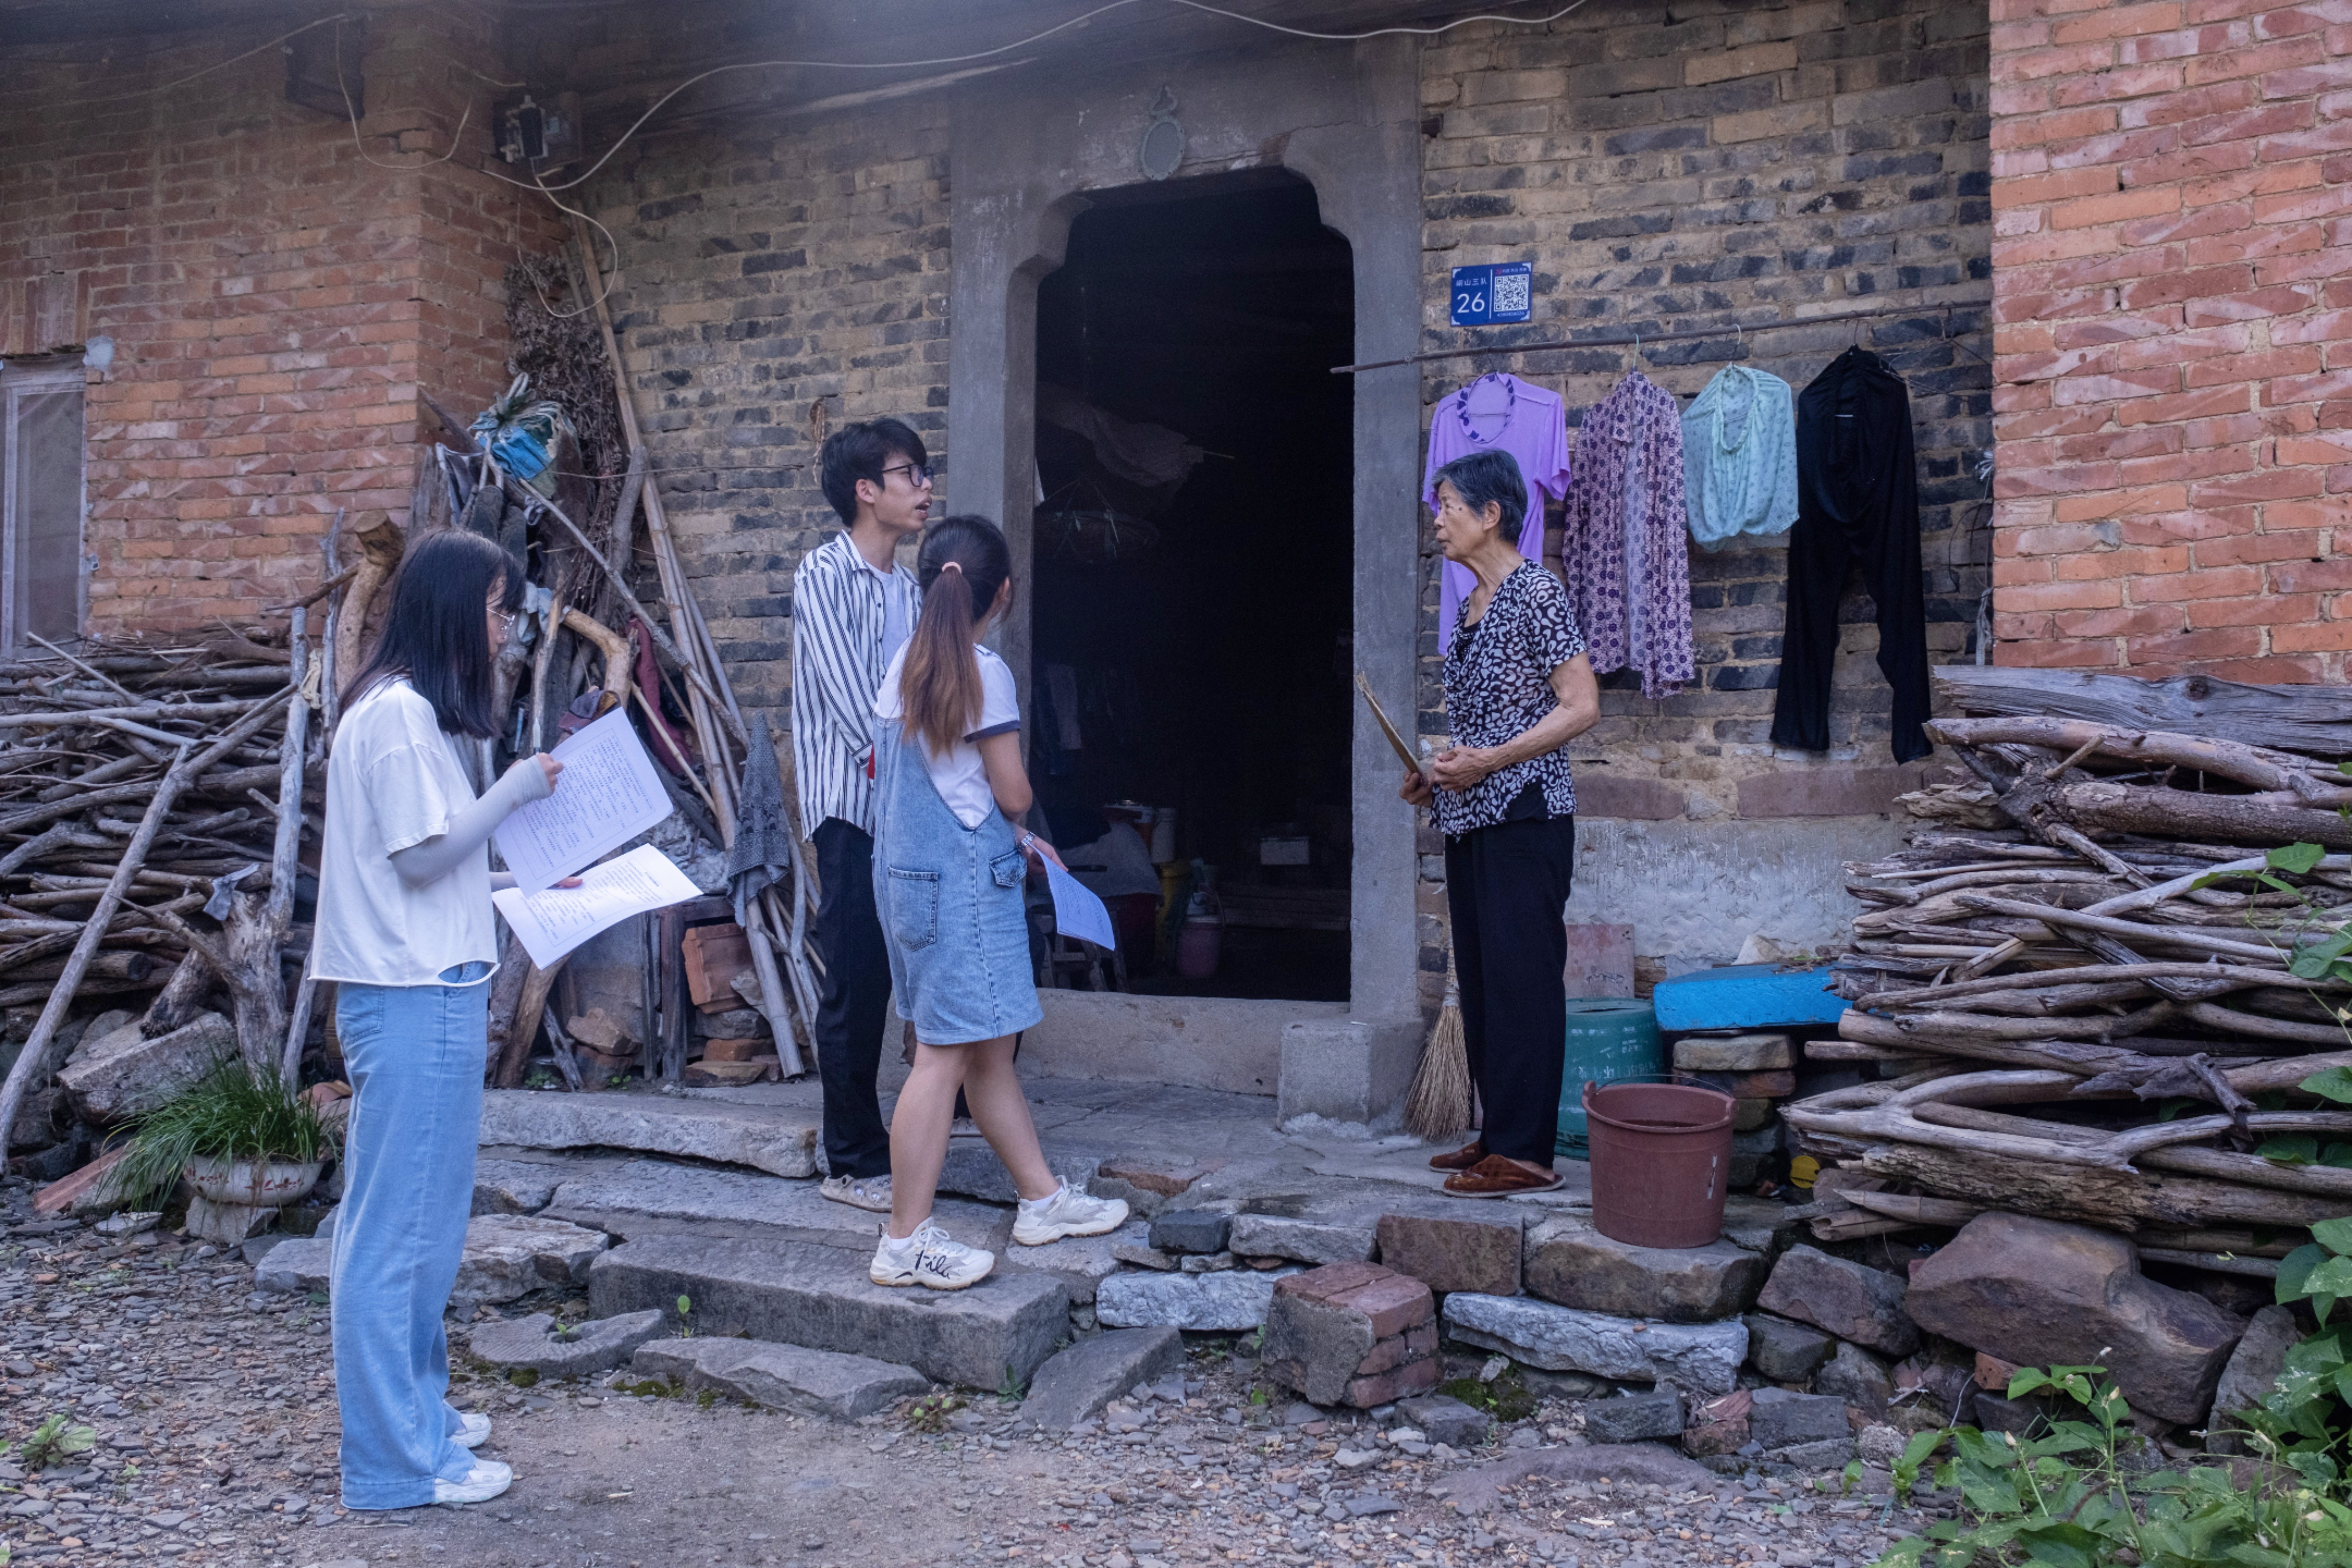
579, 112, 952, 713
1989, 0, 2352, 679
0, 8, 556, 635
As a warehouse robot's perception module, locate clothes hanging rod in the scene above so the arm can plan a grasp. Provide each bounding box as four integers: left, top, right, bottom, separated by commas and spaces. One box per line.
1329, 299, 1988, 375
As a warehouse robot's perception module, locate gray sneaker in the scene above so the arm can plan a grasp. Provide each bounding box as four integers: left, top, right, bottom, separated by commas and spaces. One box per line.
820, 1173, 893, 1212
1013, 1181, 1130, 1246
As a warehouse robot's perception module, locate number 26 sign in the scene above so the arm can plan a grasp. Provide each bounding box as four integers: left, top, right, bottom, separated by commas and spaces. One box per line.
1450, 262, 1533, 326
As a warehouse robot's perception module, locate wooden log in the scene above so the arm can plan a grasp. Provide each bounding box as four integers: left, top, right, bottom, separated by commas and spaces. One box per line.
1926, 717, 2347, 798
494, 958, 566, 1089
1934, 664, 2352, 758
1854, 1141, 2352, 1230
333, 513, 405, 693
0, 693, 294, 837
1841, 1189, 1987, 1227
2138, 1246, 2280, 1279
2056, 778, 2352, 851
1952, 894, 2288, 962
142, 948, 219, 1038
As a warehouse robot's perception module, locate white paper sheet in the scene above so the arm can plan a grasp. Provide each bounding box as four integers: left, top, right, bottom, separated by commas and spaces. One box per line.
492, 844, 702, 968
1043, 858, 1118, 950
493, 706, 671, 893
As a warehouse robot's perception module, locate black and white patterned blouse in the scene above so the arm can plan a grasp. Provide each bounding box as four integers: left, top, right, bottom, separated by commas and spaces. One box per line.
1436, 562, 1586, 837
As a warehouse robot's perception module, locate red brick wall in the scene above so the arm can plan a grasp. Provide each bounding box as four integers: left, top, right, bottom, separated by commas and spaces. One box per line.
1989, 0, 2352, 680
0, 9, 559, 636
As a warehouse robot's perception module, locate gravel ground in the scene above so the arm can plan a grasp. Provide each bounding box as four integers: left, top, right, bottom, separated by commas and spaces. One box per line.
0, 1174, 1943, 1568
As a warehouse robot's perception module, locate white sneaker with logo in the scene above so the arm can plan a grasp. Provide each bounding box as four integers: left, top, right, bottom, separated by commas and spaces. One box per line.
1012, 1181, 1131, 1246
870, 1219, 995, 1291
434, 1457, 513, 1505
820, 1173, 893, 1213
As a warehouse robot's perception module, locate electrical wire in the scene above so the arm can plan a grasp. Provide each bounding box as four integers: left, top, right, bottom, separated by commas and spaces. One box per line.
524, 168, 623, 320
334, 21, 475, 172
67, 13, 355, 106
473, 0, 1596, 195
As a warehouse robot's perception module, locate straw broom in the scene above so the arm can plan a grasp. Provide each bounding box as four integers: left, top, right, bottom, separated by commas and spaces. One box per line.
1404, 947, 1473, 1141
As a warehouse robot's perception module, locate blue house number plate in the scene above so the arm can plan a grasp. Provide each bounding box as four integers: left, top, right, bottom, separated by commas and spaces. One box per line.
1451, 262, 1532, 326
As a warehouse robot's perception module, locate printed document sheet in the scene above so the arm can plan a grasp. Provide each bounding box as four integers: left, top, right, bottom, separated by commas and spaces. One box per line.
1043, 859, 1117, 951
492, 844, 701, 967
493, 706, 671, 893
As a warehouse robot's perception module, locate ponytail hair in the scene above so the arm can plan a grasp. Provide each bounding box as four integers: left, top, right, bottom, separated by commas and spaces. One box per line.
899, 514, 1013, 757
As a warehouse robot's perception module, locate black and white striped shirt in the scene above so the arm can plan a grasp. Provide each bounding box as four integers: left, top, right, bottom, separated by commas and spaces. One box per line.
790, 532, 922, 839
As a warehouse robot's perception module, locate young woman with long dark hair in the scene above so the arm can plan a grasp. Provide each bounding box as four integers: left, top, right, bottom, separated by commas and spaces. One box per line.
311, 529, 571, 1508
868, 515, 1129, 1289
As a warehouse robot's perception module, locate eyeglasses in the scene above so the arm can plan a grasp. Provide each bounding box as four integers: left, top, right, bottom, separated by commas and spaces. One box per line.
490, 608, 518, 636
880, 462, 935, 488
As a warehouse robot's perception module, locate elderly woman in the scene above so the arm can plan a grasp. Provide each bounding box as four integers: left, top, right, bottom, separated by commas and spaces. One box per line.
1402, 447, 1600, 1197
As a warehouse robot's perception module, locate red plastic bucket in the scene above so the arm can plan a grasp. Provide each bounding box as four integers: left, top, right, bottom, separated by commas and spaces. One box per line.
1583, 1080, 1736, 1249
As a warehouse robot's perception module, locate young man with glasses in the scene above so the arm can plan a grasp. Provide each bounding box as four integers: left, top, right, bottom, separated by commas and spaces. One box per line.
793, 418, 933, 1210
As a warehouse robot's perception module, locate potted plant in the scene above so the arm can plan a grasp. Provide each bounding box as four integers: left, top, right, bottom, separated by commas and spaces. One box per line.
117, 1059, 336, 1213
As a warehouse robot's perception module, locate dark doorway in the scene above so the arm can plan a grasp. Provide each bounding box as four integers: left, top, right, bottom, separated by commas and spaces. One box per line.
1031, 176, 1354, 1003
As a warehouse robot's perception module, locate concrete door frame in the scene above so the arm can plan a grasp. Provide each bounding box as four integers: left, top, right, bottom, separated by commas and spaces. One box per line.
945, 38, 1423, 1069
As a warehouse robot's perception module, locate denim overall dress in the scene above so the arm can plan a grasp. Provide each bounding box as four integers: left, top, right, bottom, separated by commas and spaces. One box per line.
871, 717, 1044, 1046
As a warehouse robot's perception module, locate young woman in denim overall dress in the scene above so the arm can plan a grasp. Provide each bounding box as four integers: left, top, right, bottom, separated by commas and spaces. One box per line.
867, 515, 1129, 1289
311, 531, 582, 1509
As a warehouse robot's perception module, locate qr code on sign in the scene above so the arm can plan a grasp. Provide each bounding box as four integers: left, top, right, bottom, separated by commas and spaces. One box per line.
1491, 270, 1531, 315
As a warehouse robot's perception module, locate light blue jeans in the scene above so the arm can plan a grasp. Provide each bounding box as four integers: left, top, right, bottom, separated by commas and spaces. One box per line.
330, 961, 491, 1510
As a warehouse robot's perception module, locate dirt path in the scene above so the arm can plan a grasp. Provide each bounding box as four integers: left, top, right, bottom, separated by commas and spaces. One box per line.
1, 1176, 1936, 1568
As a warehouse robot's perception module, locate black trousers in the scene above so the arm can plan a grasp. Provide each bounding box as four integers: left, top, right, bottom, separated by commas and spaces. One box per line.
813, 818, 893, 1181
1443, 813, 1576, 1165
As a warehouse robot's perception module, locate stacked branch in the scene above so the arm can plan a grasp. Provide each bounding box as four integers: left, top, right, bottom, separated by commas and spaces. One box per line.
1787, 696, 2352, 1246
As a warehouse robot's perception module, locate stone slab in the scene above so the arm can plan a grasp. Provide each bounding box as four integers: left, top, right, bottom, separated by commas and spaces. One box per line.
468, 1309, 663, 1376
1426, 1444, 1713, 1515
1150, 1210, 1233, 1256
473, 1156, 571, 1216
999, 1219, 1150, 1305
1228, 1210, 1378, 1266
1816, 1341, 1892, 1414
478, 1089, 820, 1178
450, 1215, 611, 1313
1096, 1267, 1299, 1332
632, 1336, 929, 1420
2209, 1305, 2301, 1452
542, 1158, 1006, 1254
1744, 1314, 1834, 1382
589, 1232, 1068, 1390
1584, 1389, 1684, 1444
936, 1142, 1100, 1207
254, 1235, 332, 1294
1396, 1393, 1492, 1449
57, 1012, 235, 1125
1441, 1294, 1747, 1395
1757, 1245, 1920, 1357
1375, 1210, 1524, 1297
1524, 1216, 1764, 1324
1018, 1328, 1185, 1430
1672, 1034, 1793, 1072
1750, 1389, 1849, 1447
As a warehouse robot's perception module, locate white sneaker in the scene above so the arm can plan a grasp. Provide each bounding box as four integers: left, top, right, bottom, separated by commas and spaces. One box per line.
1013, 1181, 1130, 1246
433, 1457, 513, 1505
453, 1412, 491, 1450
821, 1173, 893, 1212
871, 1220, 994, 1291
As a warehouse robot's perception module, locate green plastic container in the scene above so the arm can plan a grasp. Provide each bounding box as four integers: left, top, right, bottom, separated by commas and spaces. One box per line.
1555, 997, 1663, 1161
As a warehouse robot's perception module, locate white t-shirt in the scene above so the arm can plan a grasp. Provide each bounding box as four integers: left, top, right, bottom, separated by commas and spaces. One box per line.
873, 643, 1021, 829
310, 680, 500, 987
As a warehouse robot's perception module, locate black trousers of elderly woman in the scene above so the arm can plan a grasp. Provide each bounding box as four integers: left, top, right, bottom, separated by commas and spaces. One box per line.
1443, 809, 1576, 1164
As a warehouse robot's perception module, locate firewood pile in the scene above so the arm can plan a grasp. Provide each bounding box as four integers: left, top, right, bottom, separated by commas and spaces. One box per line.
1785, 668, 2352, 1271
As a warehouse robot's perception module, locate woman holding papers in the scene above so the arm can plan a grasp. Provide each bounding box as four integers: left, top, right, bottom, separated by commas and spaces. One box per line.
1399, 449, 1600, 1199
868, 514, 1130, 1289
312, 530, 572, 1510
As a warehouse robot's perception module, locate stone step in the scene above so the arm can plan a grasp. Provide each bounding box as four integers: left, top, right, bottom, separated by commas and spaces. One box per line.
588, 1232, 1070, 1390
254, 1213, 609, 1312
632, 1337, 928, 1420
478, 1090, 820, 1178
539, 1157, 1008, 1256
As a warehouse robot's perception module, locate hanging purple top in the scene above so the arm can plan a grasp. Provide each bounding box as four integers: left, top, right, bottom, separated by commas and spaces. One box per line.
1421, 373, 1573, 655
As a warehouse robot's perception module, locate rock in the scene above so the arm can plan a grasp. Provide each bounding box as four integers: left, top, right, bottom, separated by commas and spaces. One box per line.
1002, 1219, 1149, 1305
93, 1210, 159, 1239
1583, 1388, 1684, 1444
185, 1195, 277, 1247
1227, 1210, 1378, 1266
691, 1008, 765, 1040
472, 1157, 565, 1216
1974, 1350, 2023, 1391
7, 1087, 63, 1152
1148, 1210, 1232, 1256
2207, 1305, 2301, 1453
1767, 1435, 1856, 1468
56, 1012, 235, 1125
1097, 1156, 1220, 1197
1525, 1216, 1764, 1323
1426, 1444, 1713, 1515
1374, 1211, 1524, 1297
1903, 1213, 2245, 1426
1111, 1243, 1178, 1271
633, 1337, 927, 1421
936, 1142, 1098, 1207
1672, 1034, 1793, 1072
1018, 1328, 1185, 1430
1441, 1294, 1747, 1395
1395, 1393, 1492, 1449
1756, 1245, 1920, 1357
542, 1156, 1006, 1255
1815, 1341, 1892, 1414
469, 1309, 664, 1376
591, 1233, 1070, 1389
1744, 1314, 1834, 1381
254, 1236, 332, 1294
1750, 1389, 1850, 1447
1261, 1261, 1439, 1408
1858, 1423, 1906, 1467
1178, 1250, 1236, 1274
1728, 1125, 1783, 1187
1682, 1389, 1751, 1456
450, 1214, 610, 1312
1096, 1268, 1294, 1332
566, 1008, 634, 1052
1972, 1391, 2050, 1436
478, 1089, 819, 1178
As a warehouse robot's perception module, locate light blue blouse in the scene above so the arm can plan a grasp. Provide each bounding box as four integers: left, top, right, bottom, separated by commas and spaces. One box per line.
1680, 365, 1798, 551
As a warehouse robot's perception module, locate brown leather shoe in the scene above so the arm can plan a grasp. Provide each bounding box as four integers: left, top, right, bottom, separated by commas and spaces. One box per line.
1427, 1139, 1487, 1172
1443, 1155, 1565, 1199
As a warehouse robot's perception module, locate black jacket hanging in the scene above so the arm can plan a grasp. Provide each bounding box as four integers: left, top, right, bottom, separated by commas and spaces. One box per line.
1770, 346, 1932, 764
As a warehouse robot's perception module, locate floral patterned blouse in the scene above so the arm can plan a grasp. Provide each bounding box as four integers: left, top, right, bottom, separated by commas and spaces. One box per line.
1436, 562, 1586, 838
